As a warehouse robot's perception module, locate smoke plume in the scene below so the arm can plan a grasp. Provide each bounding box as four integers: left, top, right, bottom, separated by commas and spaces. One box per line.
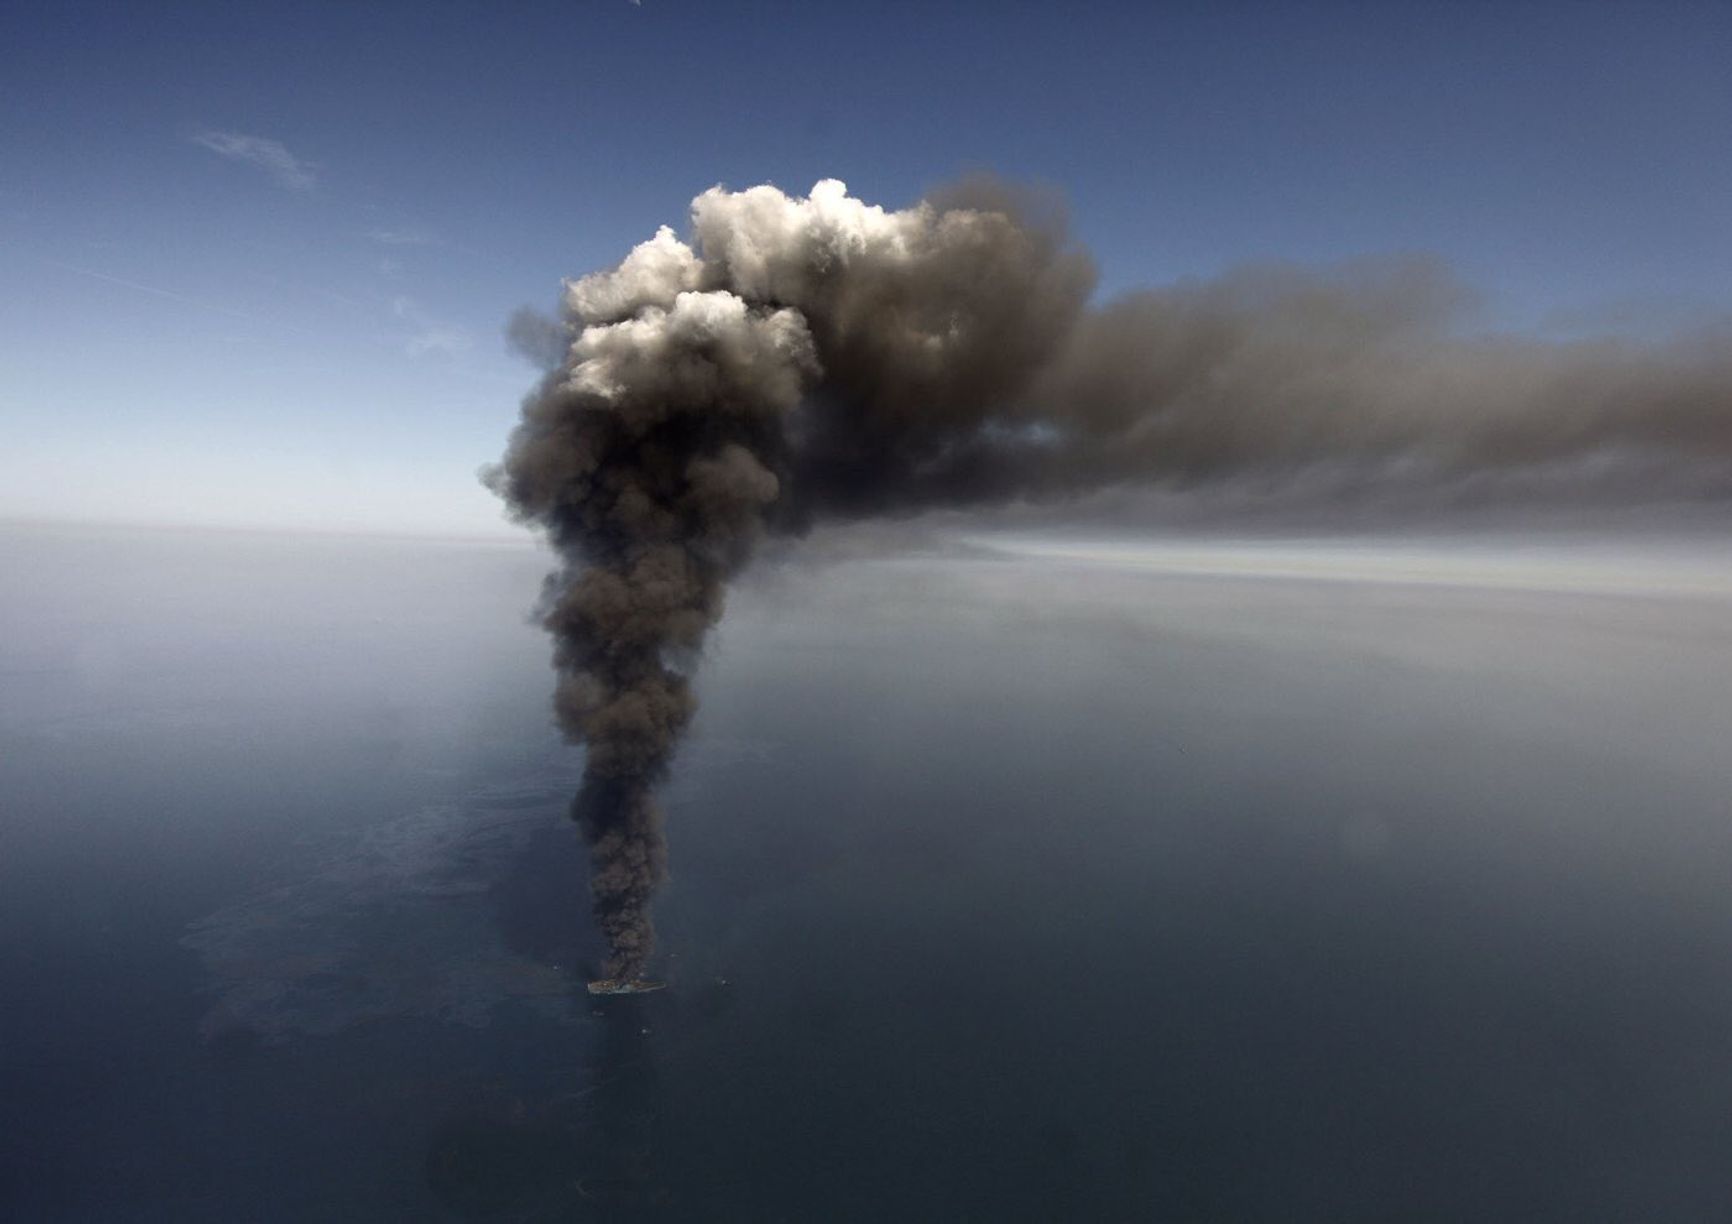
490, 177, 1732, 978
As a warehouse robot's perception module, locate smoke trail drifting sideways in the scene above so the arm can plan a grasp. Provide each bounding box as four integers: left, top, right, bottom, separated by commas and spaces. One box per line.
490, 178, 1732, 979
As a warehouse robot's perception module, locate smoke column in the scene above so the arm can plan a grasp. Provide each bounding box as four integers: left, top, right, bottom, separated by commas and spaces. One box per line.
491, 178, 1732, 978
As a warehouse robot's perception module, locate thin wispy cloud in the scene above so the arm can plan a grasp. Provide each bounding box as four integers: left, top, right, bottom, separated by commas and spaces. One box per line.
366, 226, 442, 247
392, 296, 471, 356
191, 129, 317, 191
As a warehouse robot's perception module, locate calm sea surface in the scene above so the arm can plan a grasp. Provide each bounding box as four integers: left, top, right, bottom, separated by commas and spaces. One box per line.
3, 522, 1731, 1221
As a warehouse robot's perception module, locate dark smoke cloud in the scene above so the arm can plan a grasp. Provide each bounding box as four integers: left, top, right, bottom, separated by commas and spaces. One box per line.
490, 177, 1732, 978
1030, 259, 1732, 492
503, 305, 568, 371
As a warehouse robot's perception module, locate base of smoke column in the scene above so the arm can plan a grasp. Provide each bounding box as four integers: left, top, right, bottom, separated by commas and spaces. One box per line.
586, 979, 667, 996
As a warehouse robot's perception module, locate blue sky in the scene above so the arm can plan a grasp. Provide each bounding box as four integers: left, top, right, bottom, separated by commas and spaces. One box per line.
3, 0, 1728, 535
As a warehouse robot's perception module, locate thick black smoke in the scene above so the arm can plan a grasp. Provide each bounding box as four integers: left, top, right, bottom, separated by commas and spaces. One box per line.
490, 178, 1732, 979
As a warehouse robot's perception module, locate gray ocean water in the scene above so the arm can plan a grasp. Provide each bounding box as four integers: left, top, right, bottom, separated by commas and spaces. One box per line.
3, 521, 1731, 1221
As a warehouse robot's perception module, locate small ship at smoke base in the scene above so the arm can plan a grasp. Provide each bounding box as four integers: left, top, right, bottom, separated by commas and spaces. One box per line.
587, 978, 667, 996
